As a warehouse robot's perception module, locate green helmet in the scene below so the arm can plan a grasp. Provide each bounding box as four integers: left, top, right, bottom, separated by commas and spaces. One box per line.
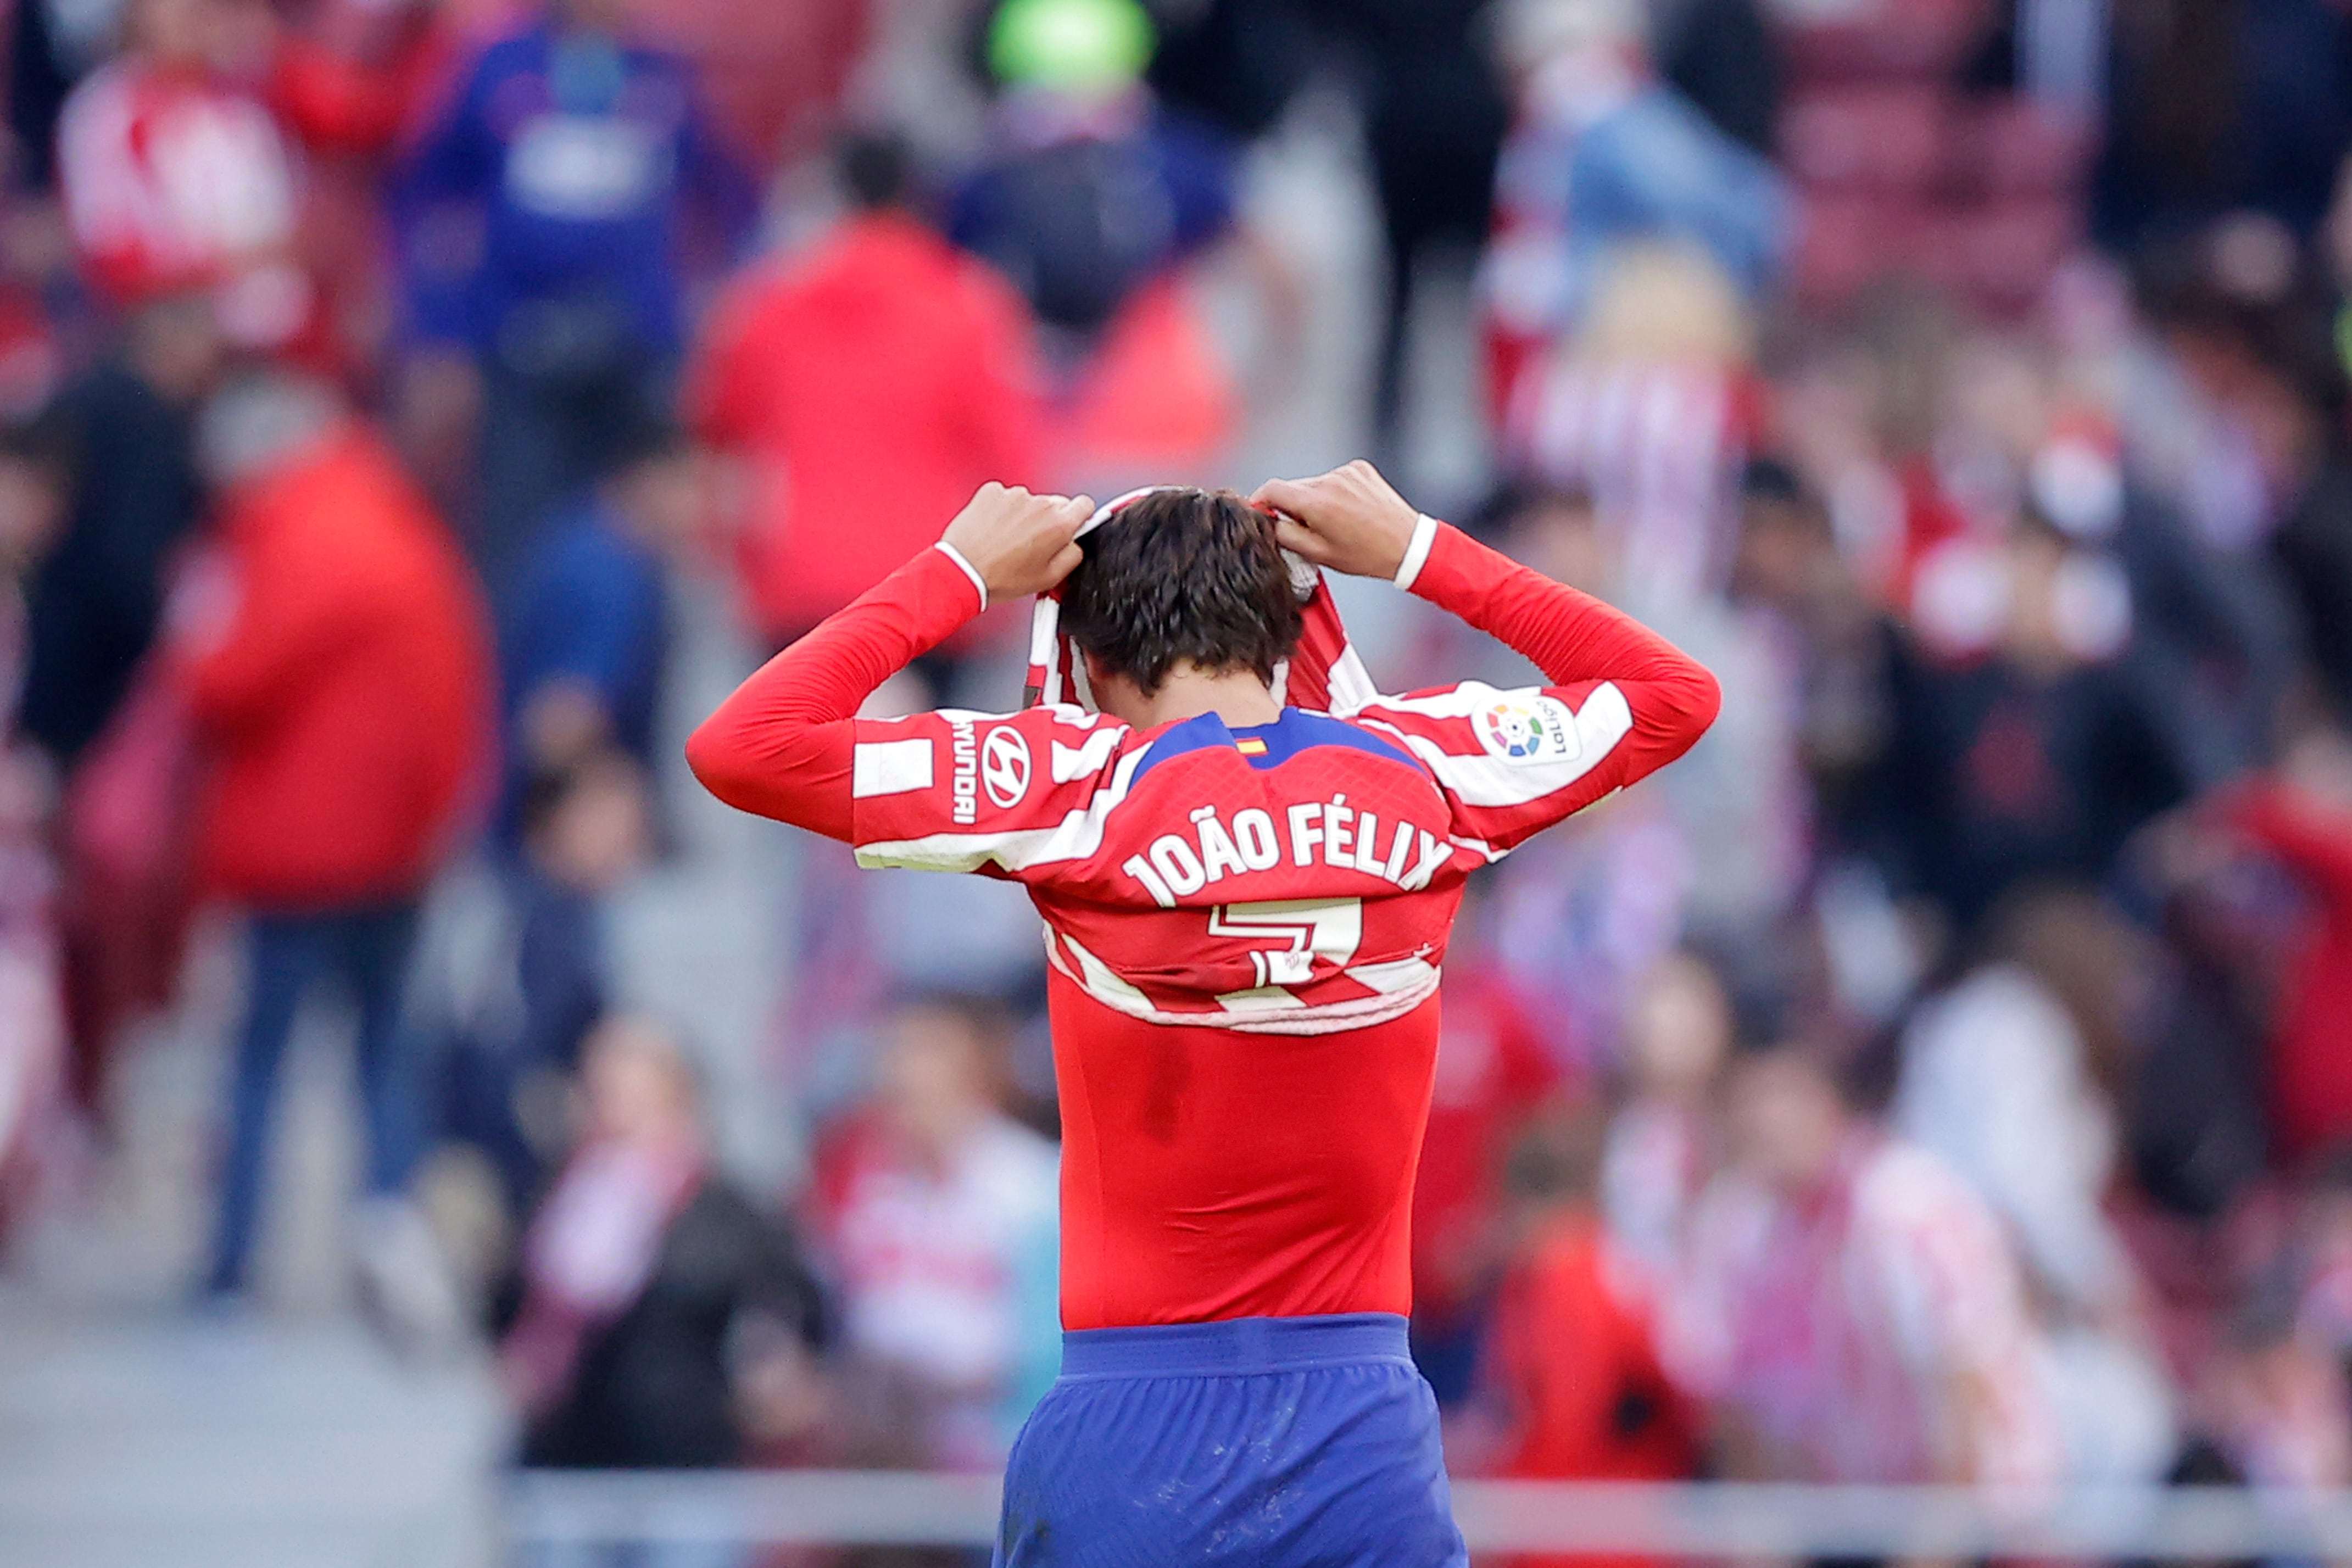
988, 0, 1156, 93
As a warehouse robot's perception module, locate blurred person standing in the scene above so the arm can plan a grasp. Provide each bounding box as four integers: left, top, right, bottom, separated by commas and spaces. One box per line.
1408, 888, 1563, 1407
950, 0, 1247, 488
2204, 1291, 2352, 1493
1725, 460, 1894, 840
1482, 479, 1805, 1037
262, 0, 466, 380
808, 995, 1060, 1468
25, 296, 217, 1111
1500, 244, 1757, 610
2207, 717, 2352, 1167
2094, 0, 2352, 253
169, 372, 491, 1315
0, 411, 75, 1226
1465, 1106, 1701, 1568
17, 295, 214, 768
1474, 487, 1698, 1065
421, 748, 654, 1224
503, 1016, 828, 1494
1480, 0, 1790, 425
1600, 947, 1732, 1276
497, 415, 697, 827
1895, 890, 2142, 1306
1893, 887, 2179, 1481
1864, 507, 2190, 938
1674, 1047, 2063, 1485
1499, 258, 1814, 949
2131, 241, 2347, 743
57, 0, 313, 355
398, 0, 755, 573
1313, 0, 1508, 459
686, 131, 1043, 651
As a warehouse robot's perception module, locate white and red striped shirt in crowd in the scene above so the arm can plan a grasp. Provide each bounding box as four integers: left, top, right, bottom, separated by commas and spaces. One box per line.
58, 59, 309, 347
1668, 1131, 2065, 1487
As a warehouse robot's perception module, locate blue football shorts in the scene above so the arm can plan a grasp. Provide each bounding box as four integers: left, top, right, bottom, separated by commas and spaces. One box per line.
994, 1312, 1468, 1567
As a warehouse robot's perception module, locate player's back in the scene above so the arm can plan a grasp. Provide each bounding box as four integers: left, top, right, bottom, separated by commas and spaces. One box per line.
688, 481, 1723, 1567
1024, 703, 1472, 1328
850, 668, 1654, 1329
1037, 704, 1467, 1026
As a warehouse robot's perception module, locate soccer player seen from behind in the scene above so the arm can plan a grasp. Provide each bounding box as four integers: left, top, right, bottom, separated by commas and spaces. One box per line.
687, 464, 1720, 1566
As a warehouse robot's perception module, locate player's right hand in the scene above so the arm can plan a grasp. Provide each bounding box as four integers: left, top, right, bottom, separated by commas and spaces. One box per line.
941, 482, 1094, 601
1251, 461, 1422, 582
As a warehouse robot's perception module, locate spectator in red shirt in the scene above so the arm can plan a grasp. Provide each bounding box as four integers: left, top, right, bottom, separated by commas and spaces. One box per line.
1467, 1104, 1701, 1568
263, 0, 460, 379
1409, 893, 1562, 1405
2215, 718, 2352, 1166
169, 372, 491, 1302
685, 133, 1045, 652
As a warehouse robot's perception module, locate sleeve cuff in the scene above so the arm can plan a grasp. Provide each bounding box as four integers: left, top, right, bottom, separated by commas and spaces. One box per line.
933, 540, 989, 611
1393, 514, 1440, 590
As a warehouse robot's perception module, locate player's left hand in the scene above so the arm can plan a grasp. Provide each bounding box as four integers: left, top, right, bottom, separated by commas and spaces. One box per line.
942, 482, 1095, 601
1251, 461, 1420, 581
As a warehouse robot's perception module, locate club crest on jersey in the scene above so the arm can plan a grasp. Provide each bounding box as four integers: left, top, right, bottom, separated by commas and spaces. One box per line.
980, 727, 1032, 808
1477, 696, 1575, 763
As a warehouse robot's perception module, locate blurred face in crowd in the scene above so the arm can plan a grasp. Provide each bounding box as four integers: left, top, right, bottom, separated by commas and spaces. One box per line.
130, 0, 210, 64
1731, 491, 1832, 611
2167, 321, 2329, 495
550, 0, 633, 38
205, 0, 275, 77
2284, 722, 2352, 811
131, 0, 270, 72
126, 298, 226, 406
532, 751, 653, 893
1942, 334, 2053, 471
607, 449, 707, 555
0, 456, 65, 576
1509, 494, 1611, 597
1502, 1102, 1610, 1237
582, 1017, 701, 1148
1627, 951, 1732, 1103
1998, 526, 2084, 676
877, 1005, 1001, 1164
1726, 1052, 1848, 1194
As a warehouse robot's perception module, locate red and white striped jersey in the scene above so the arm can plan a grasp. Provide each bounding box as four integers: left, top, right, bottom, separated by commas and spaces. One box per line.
58, 61, 309, 344
850, 667, 1664, 1036
689, 517, 1718, 1326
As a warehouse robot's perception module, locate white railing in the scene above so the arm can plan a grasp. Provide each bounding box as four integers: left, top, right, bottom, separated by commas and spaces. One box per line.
509, 1471, 2352, 1558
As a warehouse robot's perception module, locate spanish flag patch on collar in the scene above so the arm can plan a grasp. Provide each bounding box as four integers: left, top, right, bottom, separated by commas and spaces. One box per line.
1235, 738, 1269, 756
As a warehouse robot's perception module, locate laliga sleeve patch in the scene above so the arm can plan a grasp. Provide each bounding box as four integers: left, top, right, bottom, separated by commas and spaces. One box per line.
1475, 694, 1582, 764
980, 726, 1033, 808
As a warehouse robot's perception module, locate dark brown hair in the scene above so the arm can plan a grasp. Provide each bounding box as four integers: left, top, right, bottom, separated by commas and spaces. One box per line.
1058, 487, 1302, 695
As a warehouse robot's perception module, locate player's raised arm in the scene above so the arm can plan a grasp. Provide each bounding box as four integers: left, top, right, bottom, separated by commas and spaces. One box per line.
684, 484, 1092, 838
1255, 461, 1721, 849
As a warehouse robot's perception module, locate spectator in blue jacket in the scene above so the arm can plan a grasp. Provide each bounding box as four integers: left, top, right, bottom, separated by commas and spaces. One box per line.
399, 0, 753, 573
495, 412, 696, 840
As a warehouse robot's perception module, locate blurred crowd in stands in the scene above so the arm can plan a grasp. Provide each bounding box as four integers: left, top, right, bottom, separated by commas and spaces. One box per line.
4, 0, 2352, 1550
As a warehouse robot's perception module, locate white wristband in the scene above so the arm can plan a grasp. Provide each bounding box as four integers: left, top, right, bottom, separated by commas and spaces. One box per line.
1393, 514, 1440, 590
933, 540, 988, 611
